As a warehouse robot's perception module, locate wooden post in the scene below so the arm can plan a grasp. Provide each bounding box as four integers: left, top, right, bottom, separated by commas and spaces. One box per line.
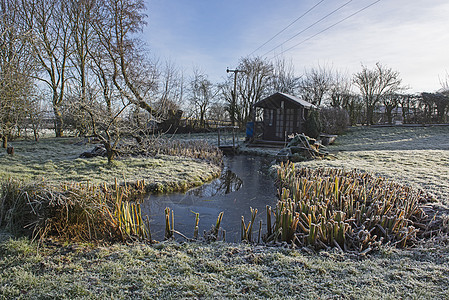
232, 127, 235, 149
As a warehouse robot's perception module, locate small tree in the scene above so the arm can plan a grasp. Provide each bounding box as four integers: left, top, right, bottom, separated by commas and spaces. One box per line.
320, 107, 349, 135
381, 93, 401, 124
353, 63, 403, 125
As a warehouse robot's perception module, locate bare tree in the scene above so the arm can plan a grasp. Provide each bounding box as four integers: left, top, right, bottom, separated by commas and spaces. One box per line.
218, 80, 233, 125
62, 0, 158, 163
341, 94, 364, 126
0, 0, 36, 148
154, 59, 184, 119
298, 65, 333, 107
21, 0, 72, 137
381, 93, 401, 124
68, 0, 96, 109
235, 56, 273, 127
328, 70, 352, 108
271, 58, 301, 95
207, 100, 228, 125
91, 0, 157, 117
188, 69, 217, 128
353, 62, 403, 125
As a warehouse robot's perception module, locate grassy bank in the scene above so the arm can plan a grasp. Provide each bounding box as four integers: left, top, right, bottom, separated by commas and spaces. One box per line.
0, 137, 221, 193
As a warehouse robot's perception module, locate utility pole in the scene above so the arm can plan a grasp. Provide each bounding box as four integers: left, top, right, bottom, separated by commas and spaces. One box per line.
226, 68, 244, 126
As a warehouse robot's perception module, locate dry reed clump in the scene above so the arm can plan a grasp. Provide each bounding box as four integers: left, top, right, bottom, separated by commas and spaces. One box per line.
0, 179, 150, 243
265, 161, 435, 253
127, 138, 223, 166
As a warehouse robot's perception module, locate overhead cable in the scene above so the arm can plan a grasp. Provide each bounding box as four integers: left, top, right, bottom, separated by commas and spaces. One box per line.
261, 0, 354, 57
270, 0, 382, 59
248, 0, 326, 57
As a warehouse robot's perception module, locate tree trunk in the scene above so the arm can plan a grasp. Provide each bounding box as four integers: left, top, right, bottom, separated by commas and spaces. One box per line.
104, 142, 115, 164
386, 107, 394, 124
366, 105, 375, 125
53, 106, 64, 137
2, 135, 7, 148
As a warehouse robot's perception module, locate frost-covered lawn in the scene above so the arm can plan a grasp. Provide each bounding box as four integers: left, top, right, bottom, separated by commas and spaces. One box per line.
0, 137, 221, 191
0, 236, 448, 299
298, 126, 449, 205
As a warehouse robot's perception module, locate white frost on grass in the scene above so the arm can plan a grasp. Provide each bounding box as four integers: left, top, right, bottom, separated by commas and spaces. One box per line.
300, 126, 449, 205
0, 138, 221, 190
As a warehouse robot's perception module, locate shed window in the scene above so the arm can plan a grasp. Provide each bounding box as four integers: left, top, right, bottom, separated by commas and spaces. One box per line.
276, 109, 283, 138
286, 109, 294, 134
264, 109, 274, 126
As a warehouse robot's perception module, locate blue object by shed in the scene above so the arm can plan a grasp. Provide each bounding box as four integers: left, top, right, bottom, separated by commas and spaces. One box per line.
246, 122, 254, 138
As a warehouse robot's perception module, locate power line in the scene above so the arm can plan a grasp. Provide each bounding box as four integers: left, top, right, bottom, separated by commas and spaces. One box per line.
261, 0, 354, 57
248, 0, 326, 57
270, 0, 382, 59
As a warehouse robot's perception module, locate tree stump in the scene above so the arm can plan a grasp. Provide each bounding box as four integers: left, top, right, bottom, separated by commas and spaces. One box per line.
6, 146, 14, 155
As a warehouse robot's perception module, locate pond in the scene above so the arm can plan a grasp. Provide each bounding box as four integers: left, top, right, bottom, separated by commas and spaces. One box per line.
141, 155, 279, 242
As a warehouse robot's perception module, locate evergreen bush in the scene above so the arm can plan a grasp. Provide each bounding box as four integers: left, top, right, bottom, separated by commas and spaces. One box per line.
303, 109, 322, 139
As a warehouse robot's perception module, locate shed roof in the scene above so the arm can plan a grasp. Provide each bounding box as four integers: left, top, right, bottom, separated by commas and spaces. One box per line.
255, 92, 316, 109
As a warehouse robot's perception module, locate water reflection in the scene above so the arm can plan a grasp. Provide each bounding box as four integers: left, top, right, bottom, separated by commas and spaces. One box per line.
187, 169, 243, 197
140, 155, 278, 242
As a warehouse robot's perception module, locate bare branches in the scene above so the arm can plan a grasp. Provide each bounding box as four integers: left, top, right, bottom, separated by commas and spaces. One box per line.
353, 62, 403, 125
21, 0, 73, 136
0, 0, 37, 147
233, 56, 273, 126
91, 0, 156, 117
189, 69, 218, 128
298, 64, 333, 107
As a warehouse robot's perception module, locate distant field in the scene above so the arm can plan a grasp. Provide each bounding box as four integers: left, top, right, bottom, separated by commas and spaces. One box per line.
302, 126, 449, 205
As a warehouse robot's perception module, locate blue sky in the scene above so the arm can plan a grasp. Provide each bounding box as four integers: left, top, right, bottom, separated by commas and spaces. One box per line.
144, 0, 449, 93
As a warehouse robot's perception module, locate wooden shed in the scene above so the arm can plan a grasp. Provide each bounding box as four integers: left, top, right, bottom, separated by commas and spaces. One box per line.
253, 92, 315, 142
